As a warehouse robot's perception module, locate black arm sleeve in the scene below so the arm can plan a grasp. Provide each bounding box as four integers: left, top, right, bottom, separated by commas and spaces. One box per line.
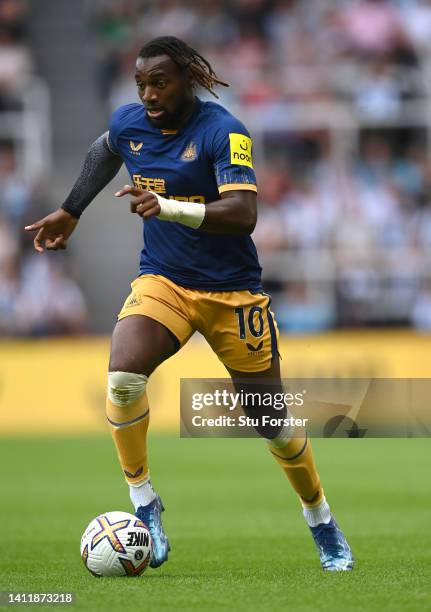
61, 132, 123, 219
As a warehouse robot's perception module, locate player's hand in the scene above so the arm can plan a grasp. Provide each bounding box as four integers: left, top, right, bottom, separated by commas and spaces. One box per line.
24, 208, 79, 253
115, 185, 161, 219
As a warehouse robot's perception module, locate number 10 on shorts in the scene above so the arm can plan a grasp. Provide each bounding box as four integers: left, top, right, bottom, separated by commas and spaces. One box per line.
234, 306, 264, 339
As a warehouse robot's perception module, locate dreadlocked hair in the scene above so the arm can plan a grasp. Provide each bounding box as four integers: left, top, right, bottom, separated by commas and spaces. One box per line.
139, 36, 229, 99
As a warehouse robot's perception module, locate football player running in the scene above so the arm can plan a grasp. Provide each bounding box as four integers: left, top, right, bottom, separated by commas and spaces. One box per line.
25, 37, 353, 572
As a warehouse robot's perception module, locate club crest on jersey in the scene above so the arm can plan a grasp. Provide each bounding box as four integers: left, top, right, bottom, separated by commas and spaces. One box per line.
181, 142, 197, 162
129, 141, 143, 155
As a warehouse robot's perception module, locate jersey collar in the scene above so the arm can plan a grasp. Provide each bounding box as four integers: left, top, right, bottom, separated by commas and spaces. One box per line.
153, 97, 203, 136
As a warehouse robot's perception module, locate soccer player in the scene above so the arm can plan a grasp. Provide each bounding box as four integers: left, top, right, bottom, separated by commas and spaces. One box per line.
25, 37, 353, 571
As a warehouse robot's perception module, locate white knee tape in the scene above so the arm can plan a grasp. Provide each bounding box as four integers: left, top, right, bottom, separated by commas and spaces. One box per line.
267, 420, 295, 448
108, 371, 148, 407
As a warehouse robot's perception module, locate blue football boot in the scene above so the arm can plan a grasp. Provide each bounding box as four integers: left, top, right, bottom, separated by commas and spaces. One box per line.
309, 517, 354, 571
135, 495, 170, 568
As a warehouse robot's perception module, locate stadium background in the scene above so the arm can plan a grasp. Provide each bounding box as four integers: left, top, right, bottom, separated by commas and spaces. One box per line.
0, 1, 430, 610
2, 0, 431, 428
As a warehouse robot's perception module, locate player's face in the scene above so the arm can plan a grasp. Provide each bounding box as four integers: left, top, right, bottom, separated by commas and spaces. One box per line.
135, 55, 194, 129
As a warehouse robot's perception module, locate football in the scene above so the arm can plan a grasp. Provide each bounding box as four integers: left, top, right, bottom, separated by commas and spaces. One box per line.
80, 511, 152, 577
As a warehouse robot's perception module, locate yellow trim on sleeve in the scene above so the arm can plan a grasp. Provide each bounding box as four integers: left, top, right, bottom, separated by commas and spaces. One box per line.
218, 183, 257, 194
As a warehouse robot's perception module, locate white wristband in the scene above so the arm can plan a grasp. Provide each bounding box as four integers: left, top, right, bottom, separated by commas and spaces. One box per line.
150, 191, 205, 229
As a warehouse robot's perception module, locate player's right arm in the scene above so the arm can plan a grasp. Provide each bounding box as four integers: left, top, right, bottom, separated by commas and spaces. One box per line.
25, 132, 123, 252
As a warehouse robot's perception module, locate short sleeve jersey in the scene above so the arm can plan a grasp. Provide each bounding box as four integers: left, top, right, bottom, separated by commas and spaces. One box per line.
108, 98, 262, 291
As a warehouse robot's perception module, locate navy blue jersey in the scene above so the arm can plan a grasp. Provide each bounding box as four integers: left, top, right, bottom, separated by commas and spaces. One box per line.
108, 98, 262, 291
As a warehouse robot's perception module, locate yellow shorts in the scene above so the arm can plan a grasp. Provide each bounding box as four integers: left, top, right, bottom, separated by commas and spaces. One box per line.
118, 274, 279, 373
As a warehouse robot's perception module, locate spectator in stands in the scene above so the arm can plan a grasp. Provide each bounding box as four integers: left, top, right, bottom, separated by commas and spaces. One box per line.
252, 163, 290, 251
0, 0, 28, 41
231, 0, 270, 37
282, 173, 337, 250
193, 0, 237, 49
0, 254, 20, 335
276, 281, 335, 332
0, 143, 31, 227
0, 26, 32, 110
340, 0, 403, 58
401, 0, 431, 54
0, 213, 18, 267
411, 280, 431, 331
353, 58, 404, 120
15, 253, 88, 336
0, 0, 89, 337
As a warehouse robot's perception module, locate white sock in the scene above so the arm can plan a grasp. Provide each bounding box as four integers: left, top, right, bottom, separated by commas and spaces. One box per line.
302, 496, 331, 527
129, 478, 157, 511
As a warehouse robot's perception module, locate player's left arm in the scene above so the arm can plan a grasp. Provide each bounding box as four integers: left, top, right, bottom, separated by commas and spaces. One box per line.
199, 189, 257, 234
202, 119, 258, 234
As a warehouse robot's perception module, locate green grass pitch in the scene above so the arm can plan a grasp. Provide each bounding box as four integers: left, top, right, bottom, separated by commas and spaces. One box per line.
1, 436, 430, 611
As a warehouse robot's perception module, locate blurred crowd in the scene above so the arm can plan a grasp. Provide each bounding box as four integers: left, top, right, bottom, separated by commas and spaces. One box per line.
0, 0, 87, 336
253, 131, 431, 330
86, 0, 431, 331
88, 0, 431, 111
0, 0, 32, 111
0, 142, 88, 337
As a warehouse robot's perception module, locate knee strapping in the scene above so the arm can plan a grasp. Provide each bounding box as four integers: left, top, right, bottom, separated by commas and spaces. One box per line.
265, 406, 296, 449
267, 422, 295, 449
108, 371, 148, 407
